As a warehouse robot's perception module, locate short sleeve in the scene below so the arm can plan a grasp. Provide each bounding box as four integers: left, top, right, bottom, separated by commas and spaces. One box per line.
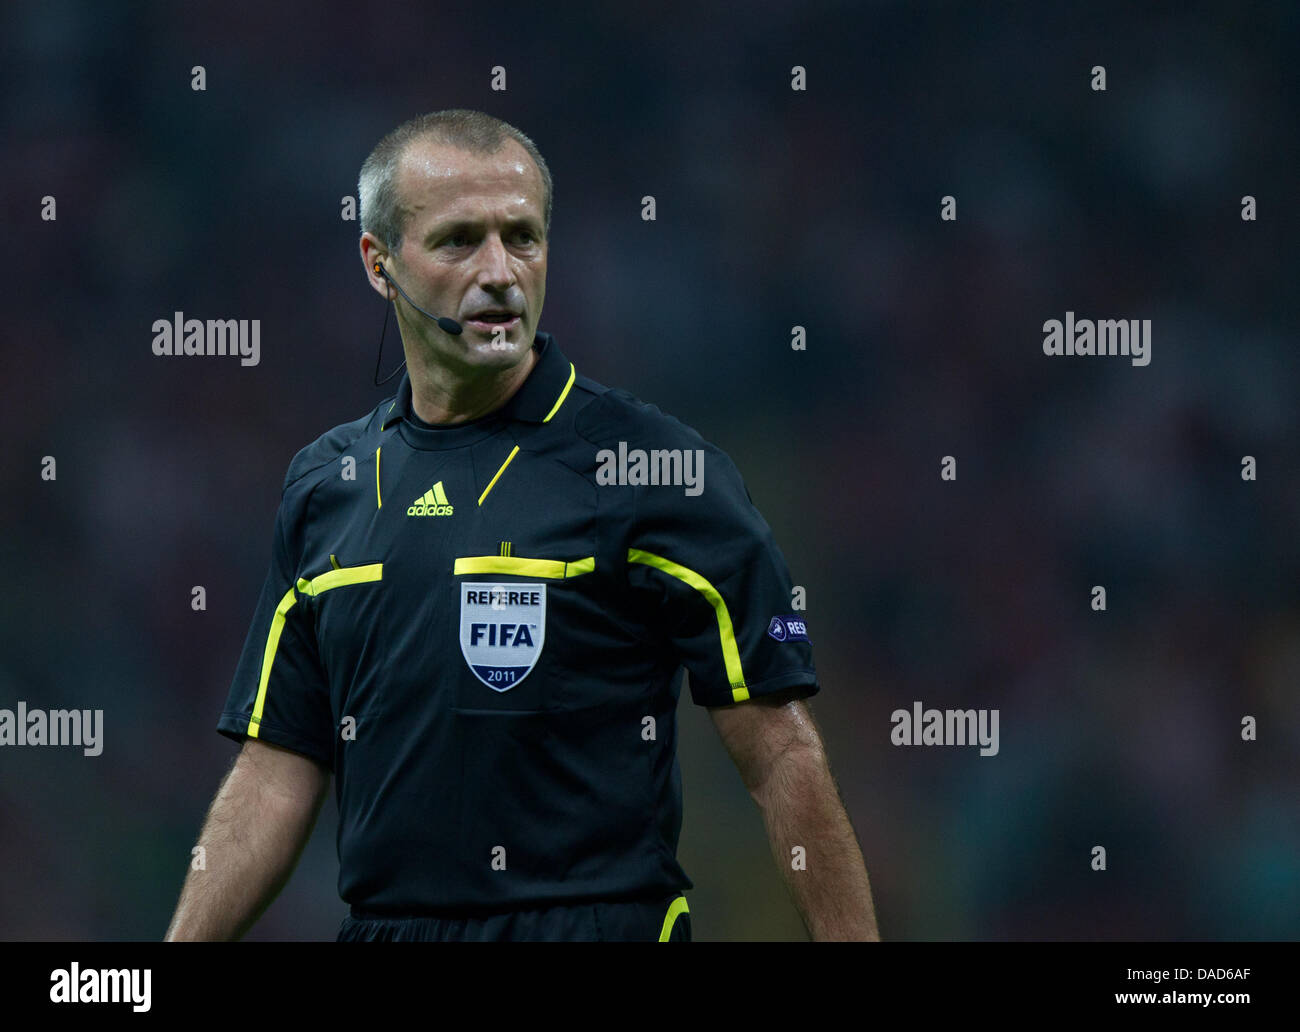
216, 487, 335, 769
624, 442, 820, 708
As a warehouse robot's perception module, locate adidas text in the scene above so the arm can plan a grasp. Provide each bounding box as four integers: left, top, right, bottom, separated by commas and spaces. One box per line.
408, 481, 454, 516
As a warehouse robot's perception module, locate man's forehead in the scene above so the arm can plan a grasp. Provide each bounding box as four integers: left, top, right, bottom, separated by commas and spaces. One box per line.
396, 138, 542, 220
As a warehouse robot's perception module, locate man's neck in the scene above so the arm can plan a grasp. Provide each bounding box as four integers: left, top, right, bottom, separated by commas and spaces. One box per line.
406, 345, 538, 426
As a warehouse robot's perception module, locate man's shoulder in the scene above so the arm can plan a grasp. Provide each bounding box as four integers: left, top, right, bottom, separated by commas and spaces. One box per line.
559, 376, 752, 509
570, 377, 713, 454
282, 397, 390, 493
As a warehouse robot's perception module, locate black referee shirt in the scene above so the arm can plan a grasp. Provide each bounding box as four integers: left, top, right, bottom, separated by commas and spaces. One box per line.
218, 331, 819, 912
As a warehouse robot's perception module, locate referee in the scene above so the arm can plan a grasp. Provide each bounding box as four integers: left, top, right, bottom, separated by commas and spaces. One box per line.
164, 109, 879, 942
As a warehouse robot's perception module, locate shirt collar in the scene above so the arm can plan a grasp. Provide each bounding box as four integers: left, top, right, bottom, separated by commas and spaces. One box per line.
379, 331, 576, 431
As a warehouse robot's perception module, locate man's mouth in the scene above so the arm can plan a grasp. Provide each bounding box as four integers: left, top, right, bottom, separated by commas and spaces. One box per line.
466, 311, 520, 330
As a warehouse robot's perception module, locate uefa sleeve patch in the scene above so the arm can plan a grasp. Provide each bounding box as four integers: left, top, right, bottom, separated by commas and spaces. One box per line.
766, 615, 810, 643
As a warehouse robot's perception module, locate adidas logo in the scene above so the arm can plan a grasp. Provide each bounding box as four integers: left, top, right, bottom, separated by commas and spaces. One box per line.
407, 481, 454, 517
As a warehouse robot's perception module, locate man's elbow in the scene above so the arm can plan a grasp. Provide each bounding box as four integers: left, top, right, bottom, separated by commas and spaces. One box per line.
747, 735, 829, 811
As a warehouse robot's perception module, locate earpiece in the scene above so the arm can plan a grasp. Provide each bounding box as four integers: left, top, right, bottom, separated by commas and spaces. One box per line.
370, 255, 464, 386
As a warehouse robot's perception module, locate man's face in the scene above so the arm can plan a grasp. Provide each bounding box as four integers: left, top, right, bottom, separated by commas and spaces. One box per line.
386, 137, 547, 373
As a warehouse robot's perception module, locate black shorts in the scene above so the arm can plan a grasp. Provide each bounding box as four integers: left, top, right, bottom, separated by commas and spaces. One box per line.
337, 893, 691, 942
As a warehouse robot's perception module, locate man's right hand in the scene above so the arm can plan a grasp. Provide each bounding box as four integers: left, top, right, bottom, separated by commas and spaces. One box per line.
164, 737, 330, 941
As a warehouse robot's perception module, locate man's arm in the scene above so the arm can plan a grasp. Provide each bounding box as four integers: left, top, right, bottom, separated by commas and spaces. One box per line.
708, 688, 880, 941
164, 738, 330, 941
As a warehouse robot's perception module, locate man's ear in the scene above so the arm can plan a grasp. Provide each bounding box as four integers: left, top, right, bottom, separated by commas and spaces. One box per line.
360, 232, 396, 299
366, 247, 395, 300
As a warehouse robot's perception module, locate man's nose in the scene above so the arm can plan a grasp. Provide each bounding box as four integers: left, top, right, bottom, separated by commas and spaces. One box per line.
475, 234, 515, 289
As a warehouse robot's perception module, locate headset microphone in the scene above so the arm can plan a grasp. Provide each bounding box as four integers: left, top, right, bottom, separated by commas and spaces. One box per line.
371, 260, 464, 386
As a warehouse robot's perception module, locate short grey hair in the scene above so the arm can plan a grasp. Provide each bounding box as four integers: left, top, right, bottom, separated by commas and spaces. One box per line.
358, 109, 552, 255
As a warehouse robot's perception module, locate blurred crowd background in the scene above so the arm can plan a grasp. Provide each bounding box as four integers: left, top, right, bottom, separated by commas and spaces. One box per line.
1, 1, 1297, 939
